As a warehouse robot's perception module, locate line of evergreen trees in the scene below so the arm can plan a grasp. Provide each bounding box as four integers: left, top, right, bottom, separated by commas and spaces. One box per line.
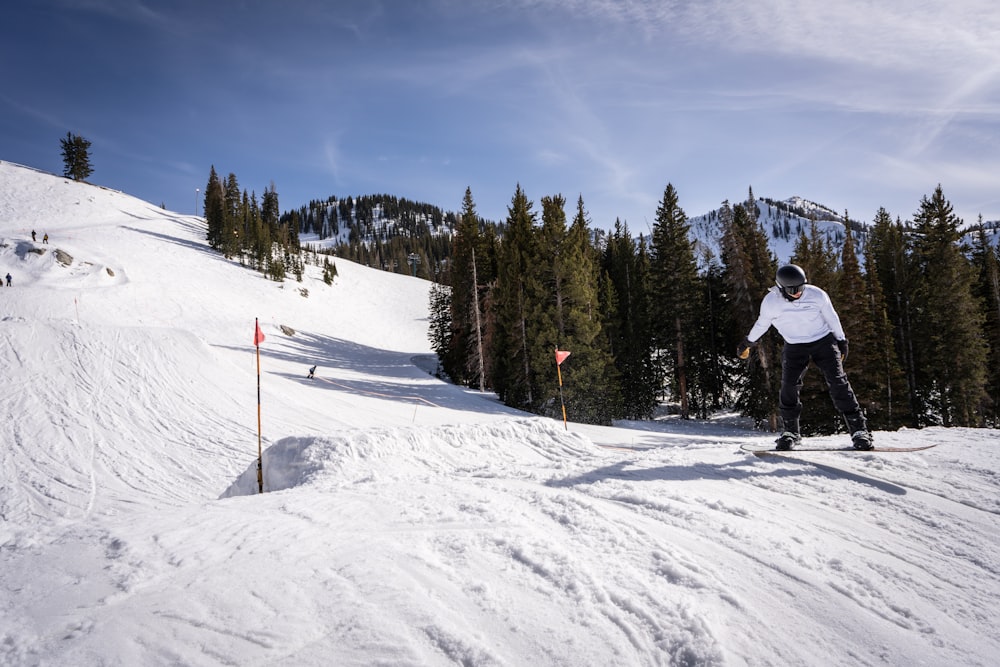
432, 183, 998, 431
203, 166, 304, 281
285, 194, 458, 281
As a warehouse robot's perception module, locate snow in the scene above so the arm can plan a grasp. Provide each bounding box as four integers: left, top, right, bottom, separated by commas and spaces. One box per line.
2, 159, 999, 666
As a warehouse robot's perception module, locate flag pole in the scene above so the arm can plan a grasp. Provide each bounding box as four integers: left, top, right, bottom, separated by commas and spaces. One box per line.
254, 318, 264, 494
555, 348, 570, 431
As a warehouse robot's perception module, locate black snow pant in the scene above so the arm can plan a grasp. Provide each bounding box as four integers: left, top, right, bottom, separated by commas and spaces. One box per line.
779, 332, 861, 431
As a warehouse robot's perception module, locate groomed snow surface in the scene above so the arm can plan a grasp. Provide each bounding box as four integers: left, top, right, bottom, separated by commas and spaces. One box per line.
1, 161, 998, 666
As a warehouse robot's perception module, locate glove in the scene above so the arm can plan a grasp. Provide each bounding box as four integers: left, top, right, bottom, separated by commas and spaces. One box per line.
737, 337, 753, 360
837, 338, 849, 362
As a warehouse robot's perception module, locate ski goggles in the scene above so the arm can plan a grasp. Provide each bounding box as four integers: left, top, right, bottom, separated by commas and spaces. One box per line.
780, 283, 804, 297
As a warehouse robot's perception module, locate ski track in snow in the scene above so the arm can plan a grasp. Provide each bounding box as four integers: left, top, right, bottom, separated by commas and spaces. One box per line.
2, 161, 1000, 666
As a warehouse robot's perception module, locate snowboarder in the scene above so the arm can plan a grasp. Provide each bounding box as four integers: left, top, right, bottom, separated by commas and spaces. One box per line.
31, 230, 36, 242
43, 233, 48, 244
307, 365, 317, 379
736, 264, 871, 451
5, 273, 11, 287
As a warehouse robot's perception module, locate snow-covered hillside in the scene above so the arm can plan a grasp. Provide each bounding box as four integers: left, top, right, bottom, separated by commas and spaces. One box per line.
688, 197, 858, 268
2, 160, 999, 666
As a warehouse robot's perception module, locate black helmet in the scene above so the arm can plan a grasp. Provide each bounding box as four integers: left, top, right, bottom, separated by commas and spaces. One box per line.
775, 264, 807, 299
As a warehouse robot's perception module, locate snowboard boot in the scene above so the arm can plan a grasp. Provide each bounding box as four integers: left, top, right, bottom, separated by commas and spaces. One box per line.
775, 431, 801, 451
851, 431, 874, 450
844, 410, 873, 450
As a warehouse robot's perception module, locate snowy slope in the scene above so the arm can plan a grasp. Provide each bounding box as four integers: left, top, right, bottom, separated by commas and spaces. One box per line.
1, 160, 999, 666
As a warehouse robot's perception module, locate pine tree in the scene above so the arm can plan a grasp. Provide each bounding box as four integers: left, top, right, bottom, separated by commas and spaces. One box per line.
830, 224, 881, 432
721, 201, 779, 429
792, 220, 837, 291
490, 185, 539, 410
322, 257, 338, 285
428, 281, 452, 378
695, 254, 732, 415
516, 195, 618, 423
548, 196, 619, 425
909, 186, 988, 426
204, 166, 225, 249
444, 188, 488, 388
861, 231, 911, 429
59, 132, 93, 182
222, 174, 242, 260
867, 207, 920, 424
528, 195, 574, 416
971, 221, 1000, 424
600, 220, 658, 418
649, 183, 700, 418
262, 182, 280, 236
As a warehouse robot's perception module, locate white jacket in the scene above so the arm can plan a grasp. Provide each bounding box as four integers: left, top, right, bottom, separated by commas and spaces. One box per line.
747, 284, 846, 344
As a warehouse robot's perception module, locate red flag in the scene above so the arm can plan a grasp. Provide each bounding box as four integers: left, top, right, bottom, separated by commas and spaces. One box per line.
555, 349, 571, 365
254, 321, 266, 346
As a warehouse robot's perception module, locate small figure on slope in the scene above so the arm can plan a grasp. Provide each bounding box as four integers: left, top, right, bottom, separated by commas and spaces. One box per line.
736, 264, 872, 451
307, 365, 316, 379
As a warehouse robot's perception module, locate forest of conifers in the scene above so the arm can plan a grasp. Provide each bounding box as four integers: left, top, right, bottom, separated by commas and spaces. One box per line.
205, 163, 1000, 432
430, 184, 999, 433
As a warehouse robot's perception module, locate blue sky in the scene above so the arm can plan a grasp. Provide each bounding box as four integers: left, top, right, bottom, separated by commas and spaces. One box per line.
3, 0, 998, 230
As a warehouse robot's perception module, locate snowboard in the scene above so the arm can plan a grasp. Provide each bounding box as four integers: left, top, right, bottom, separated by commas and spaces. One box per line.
740, 443, 937, 456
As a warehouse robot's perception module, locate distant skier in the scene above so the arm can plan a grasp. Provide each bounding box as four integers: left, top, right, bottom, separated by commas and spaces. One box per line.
31, 230, 36, 242
5, 273, 11, 287
736, 263, 871, 451
43, 233, 48, 244
307, 365, 317, 379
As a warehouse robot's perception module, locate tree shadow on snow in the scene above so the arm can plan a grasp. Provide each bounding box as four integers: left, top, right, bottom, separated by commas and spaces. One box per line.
221, 328, 527, 418
124, 225, 220, 259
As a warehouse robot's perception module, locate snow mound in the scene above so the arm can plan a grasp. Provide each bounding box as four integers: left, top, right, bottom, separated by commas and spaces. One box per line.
222, 418, 599, 497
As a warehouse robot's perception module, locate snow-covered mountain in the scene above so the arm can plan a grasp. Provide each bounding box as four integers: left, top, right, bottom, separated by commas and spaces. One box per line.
688, 196, 859, 268
2, 160, 999, 666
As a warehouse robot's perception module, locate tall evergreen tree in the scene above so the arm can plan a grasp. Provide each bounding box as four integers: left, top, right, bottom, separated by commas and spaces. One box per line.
861, 230, 911, 429
204, 166, 225, 249
721, 201, 779, 429
971, 221, 1000, 424
528, 195, 576, 417
600, 220, 657, 418
59, 132, 93, 182
547, 196, 619, 425
446, 187, 487, 389
222, 173, 242, 260
791, 220, 837, 292
867, 207, 920, 424
261, 182, 280, 234
428, 281, 452, 378
649, 183, 700, 418
831, 224, 883, 433
695, 253, 732, 415
490, 185, 539, 410
909, 186, 988, 425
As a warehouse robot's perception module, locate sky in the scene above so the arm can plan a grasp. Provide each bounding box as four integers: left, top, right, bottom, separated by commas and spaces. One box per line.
3, 160, 1000, 666
2, 0, 999, 231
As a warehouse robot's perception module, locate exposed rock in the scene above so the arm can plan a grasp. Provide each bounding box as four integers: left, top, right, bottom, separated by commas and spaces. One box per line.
54, 249, 73, 266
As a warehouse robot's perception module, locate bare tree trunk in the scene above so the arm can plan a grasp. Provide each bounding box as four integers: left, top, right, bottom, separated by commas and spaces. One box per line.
675, 316, 689, 419
471, 249, 485, 392
519, 285, 532, 404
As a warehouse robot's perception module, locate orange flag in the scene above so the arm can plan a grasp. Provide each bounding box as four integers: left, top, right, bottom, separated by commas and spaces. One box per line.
254, 321, 266, 346
555, 349, 571, 365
